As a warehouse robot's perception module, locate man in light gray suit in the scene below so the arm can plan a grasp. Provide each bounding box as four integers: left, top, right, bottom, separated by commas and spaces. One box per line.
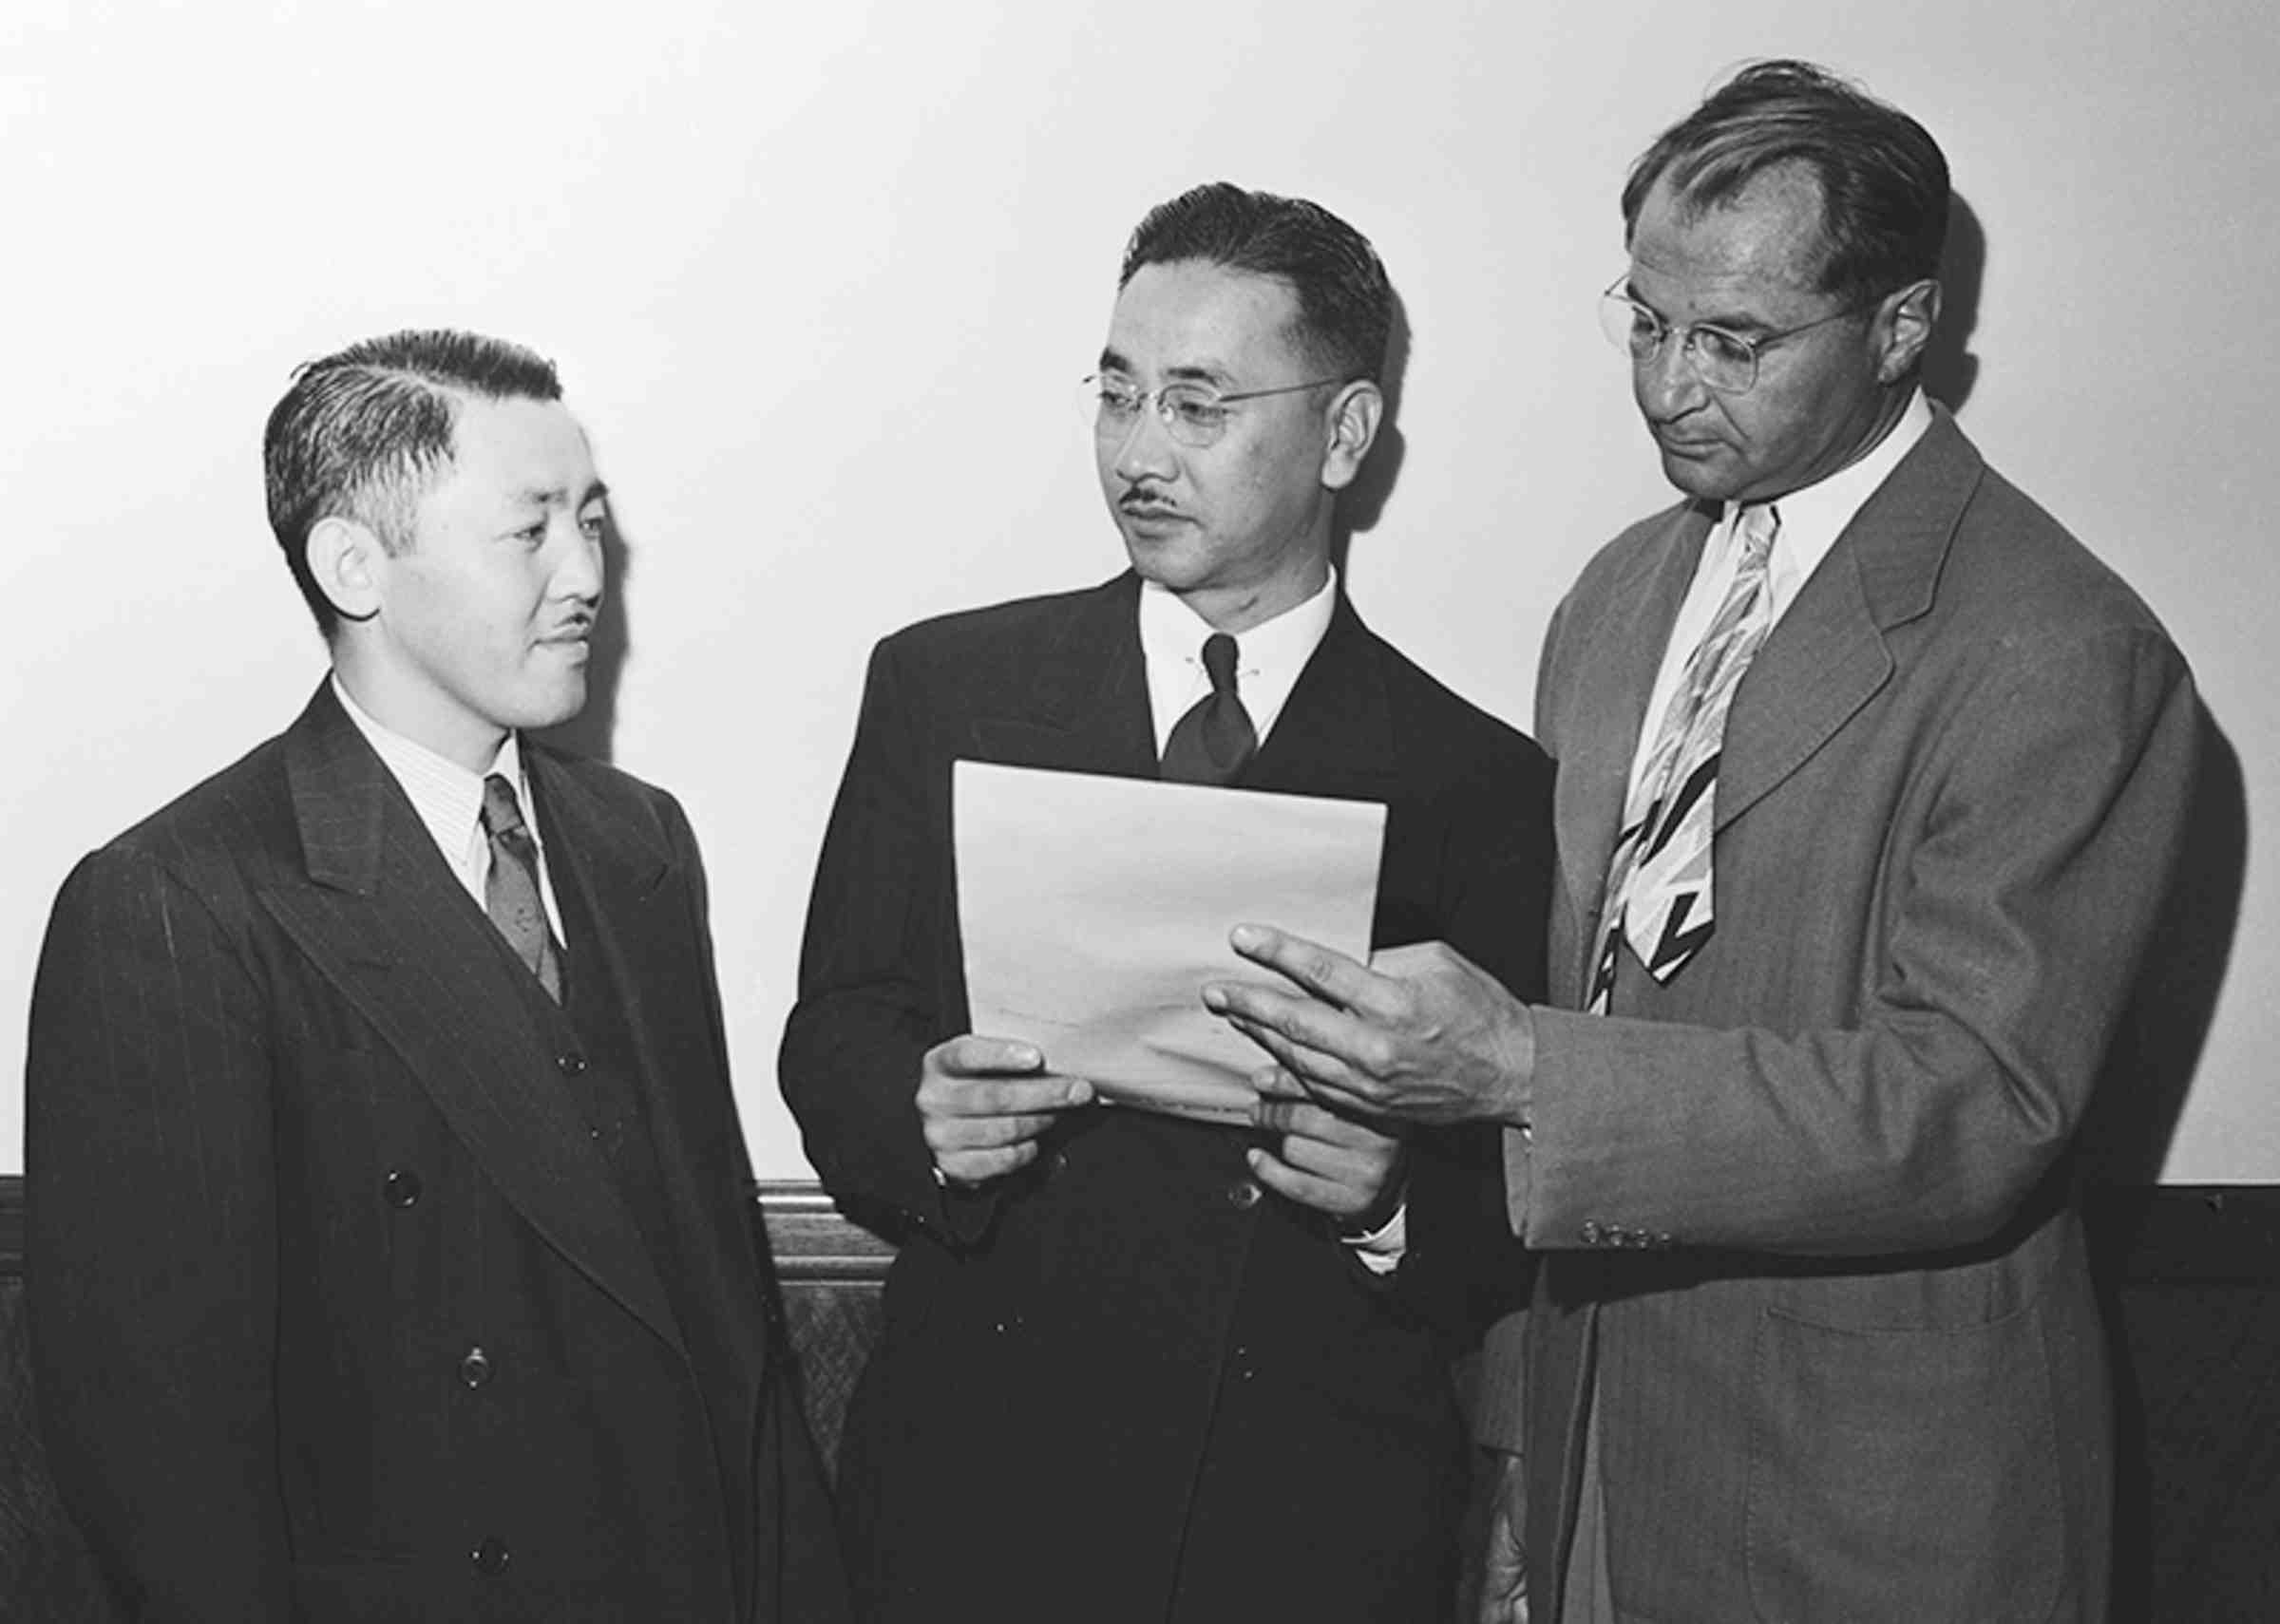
1204, 60, 2197, 1623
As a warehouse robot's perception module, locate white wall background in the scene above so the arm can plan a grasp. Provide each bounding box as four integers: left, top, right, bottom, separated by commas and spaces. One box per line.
4, 0, 2271, 1180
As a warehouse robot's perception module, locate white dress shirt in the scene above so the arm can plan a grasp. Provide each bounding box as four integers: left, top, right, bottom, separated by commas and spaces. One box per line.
1137, 567, 1338, 752
332, 676, 566, 943
1132, 570, 1405, 1265
1625, 388, 1934, 793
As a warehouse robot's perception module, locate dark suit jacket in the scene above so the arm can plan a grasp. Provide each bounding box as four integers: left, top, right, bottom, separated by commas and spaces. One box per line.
780, 573, 1551, 1624
27, 684, 846, 1623
1487, 409, 2198, 1623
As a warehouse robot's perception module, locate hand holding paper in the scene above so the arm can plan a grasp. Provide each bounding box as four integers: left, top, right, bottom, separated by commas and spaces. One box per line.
1246, 1091, 1407, 1228
1204, 930, 1538, 1129
917, 1034, 1094, 1188
955, 761, 1386, 1124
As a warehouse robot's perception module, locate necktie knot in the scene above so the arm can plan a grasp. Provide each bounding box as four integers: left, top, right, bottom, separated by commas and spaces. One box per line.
481, 774, 530, 842
1738, 501, 1779, 572
1200, 632, 1241, 695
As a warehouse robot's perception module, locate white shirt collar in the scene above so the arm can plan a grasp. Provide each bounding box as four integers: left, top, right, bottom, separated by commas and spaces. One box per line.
1625, 388, 1934, 793
1136, 568, 1338, 754
1710, 386, 1935, 621
330, 675, 561, 935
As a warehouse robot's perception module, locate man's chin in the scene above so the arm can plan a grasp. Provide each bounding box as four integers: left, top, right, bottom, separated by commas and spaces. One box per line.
1121, 531, 1201, 589
1657, 446, 1740, 502
516, 678, 590, 733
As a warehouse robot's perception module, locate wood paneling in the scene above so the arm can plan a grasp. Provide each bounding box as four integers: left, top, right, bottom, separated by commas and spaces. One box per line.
5, 1177, 2276, 1619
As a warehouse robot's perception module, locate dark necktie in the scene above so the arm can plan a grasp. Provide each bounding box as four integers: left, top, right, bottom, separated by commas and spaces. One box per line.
1160, 632, 1257, 785
481, 773, 563, 1001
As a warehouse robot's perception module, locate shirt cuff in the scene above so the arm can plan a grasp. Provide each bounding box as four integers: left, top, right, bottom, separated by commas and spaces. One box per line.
1340, 1198, 1409, 1275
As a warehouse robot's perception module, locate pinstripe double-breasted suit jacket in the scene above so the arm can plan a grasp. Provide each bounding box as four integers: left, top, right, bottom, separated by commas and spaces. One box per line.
28, 682, 846, 1622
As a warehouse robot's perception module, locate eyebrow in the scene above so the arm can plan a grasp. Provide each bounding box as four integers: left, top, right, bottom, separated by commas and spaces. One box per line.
1624, 280, 1780, 338
1094, 347, 1237, 388
514, 480, 611, 508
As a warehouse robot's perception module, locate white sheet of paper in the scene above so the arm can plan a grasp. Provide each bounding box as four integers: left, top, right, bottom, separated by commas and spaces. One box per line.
955, 760, 1386, 1124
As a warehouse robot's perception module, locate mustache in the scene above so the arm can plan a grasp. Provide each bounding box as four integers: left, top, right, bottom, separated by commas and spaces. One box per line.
1118, 483, 1180, 514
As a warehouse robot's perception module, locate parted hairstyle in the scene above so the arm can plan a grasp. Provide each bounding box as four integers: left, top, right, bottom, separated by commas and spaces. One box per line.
1622, 59, 1950, 305
264, 329, 563, 635
1119, 182, 1393, 385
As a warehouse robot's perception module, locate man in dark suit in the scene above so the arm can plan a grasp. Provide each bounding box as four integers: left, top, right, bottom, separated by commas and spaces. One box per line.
1206, 65, 2199, 1624
27, 330, 846, 1622
780, 183, 1551, 1623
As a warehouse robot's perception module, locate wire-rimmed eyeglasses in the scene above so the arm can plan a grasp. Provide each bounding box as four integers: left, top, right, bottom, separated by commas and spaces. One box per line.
1081, 372, 1345, 448
1597, 278, 1868, 395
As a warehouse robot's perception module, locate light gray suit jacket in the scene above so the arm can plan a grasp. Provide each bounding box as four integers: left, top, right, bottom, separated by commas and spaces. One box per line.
1486, 409, 2198, 1622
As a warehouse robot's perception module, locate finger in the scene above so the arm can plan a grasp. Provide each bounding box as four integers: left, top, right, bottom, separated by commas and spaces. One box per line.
1217, 1010, 1384, 1109
1251, 1065, 1309, 1100
935, 1034, 1046, 1076
1244, 1144, 1366, 1220
935, 1140, 1041, 1186
922, 1073, 1093, 1118
922, 1110, 1064, 1153
1252, 1096, 1384, 1150
1226, 923, 1405, 1017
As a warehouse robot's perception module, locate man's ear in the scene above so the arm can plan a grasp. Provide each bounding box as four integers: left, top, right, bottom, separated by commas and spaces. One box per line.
305, 515, 385, 624
1320, 380, 1384, 493
1874, 278, 1942, 385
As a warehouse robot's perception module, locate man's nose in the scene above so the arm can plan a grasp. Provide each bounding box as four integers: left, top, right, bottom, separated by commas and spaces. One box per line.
553, 520, 604, 604
1638, 334, 1709, 421
1111, 397, 1180, 483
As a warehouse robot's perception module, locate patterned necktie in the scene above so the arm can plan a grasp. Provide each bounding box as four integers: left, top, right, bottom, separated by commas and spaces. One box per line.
1160, 632, 1258, 784
1586, 502, 1779, 1014
481, 773, 563, 1002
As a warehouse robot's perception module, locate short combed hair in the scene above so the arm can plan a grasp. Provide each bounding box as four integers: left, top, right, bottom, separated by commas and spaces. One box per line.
1119, 182, 1393, 384
1622, 60, 1950, 304
263, 329, 562, 634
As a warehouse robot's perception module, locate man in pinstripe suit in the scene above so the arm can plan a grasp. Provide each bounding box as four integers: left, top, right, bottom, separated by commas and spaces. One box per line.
1206, 63, 2196, 1624
26, 330, 846, 1622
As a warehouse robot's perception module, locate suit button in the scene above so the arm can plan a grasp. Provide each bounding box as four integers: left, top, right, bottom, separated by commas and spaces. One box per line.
558, 1052, 588, 1076
382, 1168, 422, 1209
1580, 1219, 1604, 1246
459, 1347, 493, 1389
1225, 1179, 1264, 1211
471, 1537, 510, 1574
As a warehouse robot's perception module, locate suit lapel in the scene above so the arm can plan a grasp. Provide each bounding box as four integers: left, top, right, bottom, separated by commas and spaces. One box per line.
1717, 410, 1982, 829
257, 685, 684, 1354
1555, 503, 1715, 933
531, 755, 763, 1381
1243, 594, 1403, 803
970, 574, 1159, 775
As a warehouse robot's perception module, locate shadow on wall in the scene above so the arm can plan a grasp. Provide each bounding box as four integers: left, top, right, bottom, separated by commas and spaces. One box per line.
1928, 190, 2248, 1178
2079, 701, 2248, 1185
1922, 192, 1984, 414
537, 508, 635, 765
1328, 286, 1410, 582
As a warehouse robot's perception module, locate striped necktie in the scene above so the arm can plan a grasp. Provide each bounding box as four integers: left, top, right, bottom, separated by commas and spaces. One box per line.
481, 773, 563, 1002
1586, 502, 1779, 1014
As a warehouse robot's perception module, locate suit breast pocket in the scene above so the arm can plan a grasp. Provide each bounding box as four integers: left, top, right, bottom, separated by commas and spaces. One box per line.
1744, 1303, 2062, 1623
